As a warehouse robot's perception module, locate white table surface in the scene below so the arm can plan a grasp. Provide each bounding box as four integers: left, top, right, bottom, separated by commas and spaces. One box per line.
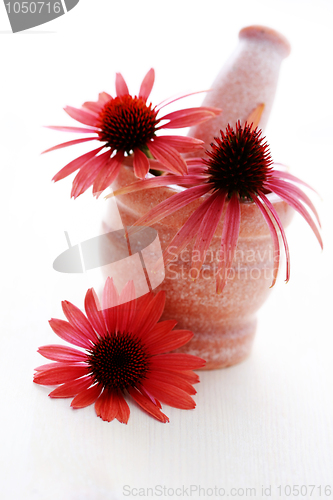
1, 1, 332, 499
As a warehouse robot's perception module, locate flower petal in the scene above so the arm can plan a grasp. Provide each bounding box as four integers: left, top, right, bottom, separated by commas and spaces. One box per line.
38, 345, 88, 363
42, 137, 97, 154
117, 281, 137, 334
131, 184, 212, 231
153, 135, 204, 153
98, 92, 112, 104
82, 101, 104, 114
147, 371, 197, 395
45, 126, 99, 134
95, 389, 122, 422
139, 68, 155, 102
62, 300, 98, 343
84, 288, 107, 337
34, 365, 89, 385
253, 194, 281, 287
147, 330, 193, 355
115, 73, 129, 97
246, 103, 265, 129
48, 376, 93, 398
52, 146, 105, 182
149, 353, 206, 371
115, 393, 130, 424
159, 107, 221, 129
71, 150, 112, 199
127, 387, 169, 423
148, 140, 188, 175
106, 173, 204, 199
132, 291, 166, 339
64, 106, 99, 126
71, 383, 103, 409
259, 193, 291, 282
133, 148, 150, 179
48, 318, 92, 348
216, 193, 241, 294
92, 151, 124, 196
142, 379, 196, 409
191, 191, 226, 275
102, 277, 119, 335
144, 319, 178, 346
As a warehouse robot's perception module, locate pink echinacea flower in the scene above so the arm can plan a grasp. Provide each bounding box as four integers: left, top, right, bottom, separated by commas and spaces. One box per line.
108, 122, 323, 294
34, 279, 205, 423
43, 68, 221, 198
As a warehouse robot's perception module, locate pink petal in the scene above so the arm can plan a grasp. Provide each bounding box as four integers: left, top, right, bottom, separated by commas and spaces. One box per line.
34, 365, 89, 385
139, 68, 155, 102
82, 101, 104, 114
263, 187, 323, 250
148, 140, 188, 175
115, 73, 129, 97
147, 329, 193, 355
62, 300, 98, 343
159, 107, 221, 129
266, 178, 321, 227
71, 383, 103, 409
117, 281, 137, 334
42, 137, 97, 154
133, 148, 150, 179
149, 353, 206, 371
71, 150, 112, 199
191, 191, 226, 275
131, 184, 212, 231
84, 288, 107, 337
48, 376, 93, 398
216, 193, 241, 294
92, 151, 124, 196
48, 318, 92, 349
98, 92, 112, 104
115, 393, 130, 424
38, 345, 88, 363
52, 146, 105, 183
102, 277, 119, 334
95, 389, 121, 422
154, 135, 204, 153
259, 193, 291, 282
161, 188, 220, 265
253, 195, 281, 287
132, 291, 166, 339
156, 90, 218, 110
127, 387, 169, 423
147, 371, 196, 395
271, 167, 318, 193
64, 106, 99, 126
106, 173, 204, 199
45, 125, 99, 134
143, 379, 196, 409
144, 319, 178, 346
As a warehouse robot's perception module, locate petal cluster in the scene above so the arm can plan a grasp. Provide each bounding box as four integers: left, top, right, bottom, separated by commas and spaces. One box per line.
34, 279, 205, 423
43, 69, 221, 198
108, 123, 322, 294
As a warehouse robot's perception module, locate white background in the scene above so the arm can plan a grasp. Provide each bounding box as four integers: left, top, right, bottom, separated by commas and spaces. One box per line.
1, 1, 332, 499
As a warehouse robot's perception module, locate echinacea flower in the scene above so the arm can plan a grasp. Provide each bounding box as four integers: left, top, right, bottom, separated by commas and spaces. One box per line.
43, 68, 221, 198
34, 278, 205, 423
108, 121, 323, 294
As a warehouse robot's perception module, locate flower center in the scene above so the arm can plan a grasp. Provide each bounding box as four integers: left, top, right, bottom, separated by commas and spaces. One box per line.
98, 95, 159, 154
88, 332, 150, 390
204, 122, 273, 199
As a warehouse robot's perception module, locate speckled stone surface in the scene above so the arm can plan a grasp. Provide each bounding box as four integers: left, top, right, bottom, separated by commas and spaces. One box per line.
102, 26, 292, 369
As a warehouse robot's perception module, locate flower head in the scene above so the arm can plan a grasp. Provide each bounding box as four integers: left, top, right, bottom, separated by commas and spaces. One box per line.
34, 279, 205, 423
109, 122, 323, 294
43, 68, 221, 198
